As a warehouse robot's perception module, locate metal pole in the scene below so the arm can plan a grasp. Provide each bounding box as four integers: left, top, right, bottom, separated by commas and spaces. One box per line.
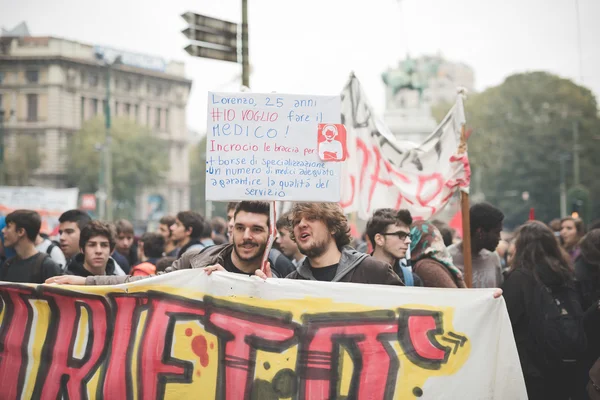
574, 0, 584, 83
105, 65, 113, 221
241, 0, 250, 88
559, 154, 567, 217
573, 120, 580, 186
0, 109, 5, 185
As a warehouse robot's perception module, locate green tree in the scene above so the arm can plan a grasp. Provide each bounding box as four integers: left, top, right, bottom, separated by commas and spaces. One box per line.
5, 135, 41, 185
189, 136, 227, 218
66, 117, 168, 220
463, 72, 600, 227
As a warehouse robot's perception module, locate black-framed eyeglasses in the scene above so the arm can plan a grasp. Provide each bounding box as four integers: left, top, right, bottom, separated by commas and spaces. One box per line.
380, 231, 412, 240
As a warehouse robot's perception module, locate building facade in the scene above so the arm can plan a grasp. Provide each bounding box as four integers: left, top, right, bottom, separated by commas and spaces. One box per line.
0, 33, 192, 220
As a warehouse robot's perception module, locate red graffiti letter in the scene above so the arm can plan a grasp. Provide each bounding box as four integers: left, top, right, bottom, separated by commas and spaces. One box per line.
102, 294, 146, 399
37, 290, 110, 399
205, 300, 296, 400
138, 295, 205, 399
0, 286, 36, 400
397, 309, 451, 370
299, 313, 399, 400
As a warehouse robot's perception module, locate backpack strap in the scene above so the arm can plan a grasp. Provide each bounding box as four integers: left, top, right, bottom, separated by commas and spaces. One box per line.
400, 266, 414, 286
33, 252, 50, 283
46, 242, 56, 256
0, 256, 15, 281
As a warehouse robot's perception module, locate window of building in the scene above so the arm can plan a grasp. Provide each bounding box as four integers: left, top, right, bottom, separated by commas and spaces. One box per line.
81, 96, 85, 122
134, 104, 139, 122
155, 85, 163, 97
92, 98, 99, 116
0, 72, 4, 84
165, 108, 169, 130
27, 94, 38, 121
88, 74, 99, 87
0, 94, 4, 120
115, 101, 119, 116
26, 70, 39, 83
155, 107, 162, 129
146, 105, 151, 126
102, 100, 107, 116
125, 79, 132, 92
125, 103, 131, 116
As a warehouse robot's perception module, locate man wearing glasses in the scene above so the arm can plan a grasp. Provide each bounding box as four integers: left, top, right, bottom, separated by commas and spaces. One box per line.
366, 208, 422, 286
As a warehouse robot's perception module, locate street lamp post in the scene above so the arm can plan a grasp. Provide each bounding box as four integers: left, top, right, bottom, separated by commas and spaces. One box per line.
95, 53, 121, 221
0, 108, 5, 185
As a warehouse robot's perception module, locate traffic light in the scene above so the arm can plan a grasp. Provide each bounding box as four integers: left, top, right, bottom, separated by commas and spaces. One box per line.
567, 186, 590, 222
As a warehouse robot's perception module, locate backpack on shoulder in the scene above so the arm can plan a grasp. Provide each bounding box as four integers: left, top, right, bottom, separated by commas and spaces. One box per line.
528, 282, 588, 370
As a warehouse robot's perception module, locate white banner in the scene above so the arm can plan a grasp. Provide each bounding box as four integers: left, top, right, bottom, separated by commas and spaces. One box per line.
0, 271, 526, 399
340, 75, 470, 220
0, 186, 78, 213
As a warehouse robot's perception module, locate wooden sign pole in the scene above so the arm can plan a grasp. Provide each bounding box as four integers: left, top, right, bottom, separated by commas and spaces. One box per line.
458, 124, 472, 288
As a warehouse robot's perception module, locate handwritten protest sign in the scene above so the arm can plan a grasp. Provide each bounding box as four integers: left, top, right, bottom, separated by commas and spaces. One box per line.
0, 272, 527, 399
206, 92, 342, 202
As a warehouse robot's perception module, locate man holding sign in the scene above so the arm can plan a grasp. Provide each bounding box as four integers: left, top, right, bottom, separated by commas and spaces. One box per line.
46, 202, 287, 286
257, 202, 403, 285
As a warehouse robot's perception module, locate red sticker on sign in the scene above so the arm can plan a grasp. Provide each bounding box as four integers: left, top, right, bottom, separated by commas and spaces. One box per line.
317, 124, 347, 162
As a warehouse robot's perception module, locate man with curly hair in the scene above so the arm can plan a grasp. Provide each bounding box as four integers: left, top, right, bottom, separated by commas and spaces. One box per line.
259, 202, 404, 285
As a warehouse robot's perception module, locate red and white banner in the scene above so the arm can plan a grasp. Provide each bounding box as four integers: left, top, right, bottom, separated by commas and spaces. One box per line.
340, 75, 471, 220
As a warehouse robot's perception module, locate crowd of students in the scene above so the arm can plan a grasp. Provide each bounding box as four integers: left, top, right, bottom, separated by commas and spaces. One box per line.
1, 201, 599, 399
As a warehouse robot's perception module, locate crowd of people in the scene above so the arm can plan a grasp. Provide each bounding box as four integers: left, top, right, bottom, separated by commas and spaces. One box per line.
1, 201, 599, 399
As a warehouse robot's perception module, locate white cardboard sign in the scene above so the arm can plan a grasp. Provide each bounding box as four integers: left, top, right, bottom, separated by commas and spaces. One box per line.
206, 92, 341, 202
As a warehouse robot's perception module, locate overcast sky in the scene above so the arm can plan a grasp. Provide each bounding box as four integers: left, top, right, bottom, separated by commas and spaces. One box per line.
2, 0, 599, 134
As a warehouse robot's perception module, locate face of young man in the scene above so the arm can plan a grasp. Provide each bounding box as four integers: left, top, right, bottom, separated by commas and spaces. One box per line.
376, 223, 411, 260
116, 233, 134, 254
1, 222, 22, 248
481, 224, 503, 252
82, 235, 111, 272
59, 221, 81, 259
293, 215, 335, 259
227, 209, 235, 243
277, 227, 299, 259
157, 224, 171, 242
232, 211, 269, 263
170, 218, 189, 244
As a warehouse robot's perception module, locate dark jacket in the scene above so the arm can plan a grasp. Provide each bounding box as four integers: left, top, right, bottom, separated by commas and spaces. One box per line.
269, 248, 296, 278
286, 246, 404, 286
66, 253, 121, 277
85, 243, 285, 285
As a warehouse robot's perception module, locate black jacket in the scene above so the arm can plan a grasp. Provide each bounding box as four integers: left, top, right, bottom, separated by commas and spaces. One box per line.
287, 246, 404, 285
66, 253, 121, 277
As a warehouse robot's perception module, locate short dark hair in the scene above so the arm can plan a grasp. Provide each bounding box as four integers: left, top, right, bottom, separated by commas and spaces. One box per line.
6, 210, 41, 242
470, 202, 504, 234
212, 234, 227, 245
227, 202, 239, 214
59, 209, 91, 231
156, 256, 176, 272
159, 215, 176, 227
115, 219, 134, 235
589, 220, 600, 231
210, 216, 227, 235
234, 201, 270, 225
79, 220, 116, 252
176, 211, 204, 239
276, 211, 292, 231
140, 232, 165, 259
431, 220, 453, 247
366, 208, 413, 247
201, 221, 213, 239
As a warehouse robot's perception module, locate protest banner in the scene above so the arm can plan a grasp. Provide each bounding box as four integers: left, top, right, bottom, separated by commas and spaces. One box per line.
340, 75, 471, 221
0, 271, 526, 399
0, 186, 79, 234
206, 92, 342, 202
